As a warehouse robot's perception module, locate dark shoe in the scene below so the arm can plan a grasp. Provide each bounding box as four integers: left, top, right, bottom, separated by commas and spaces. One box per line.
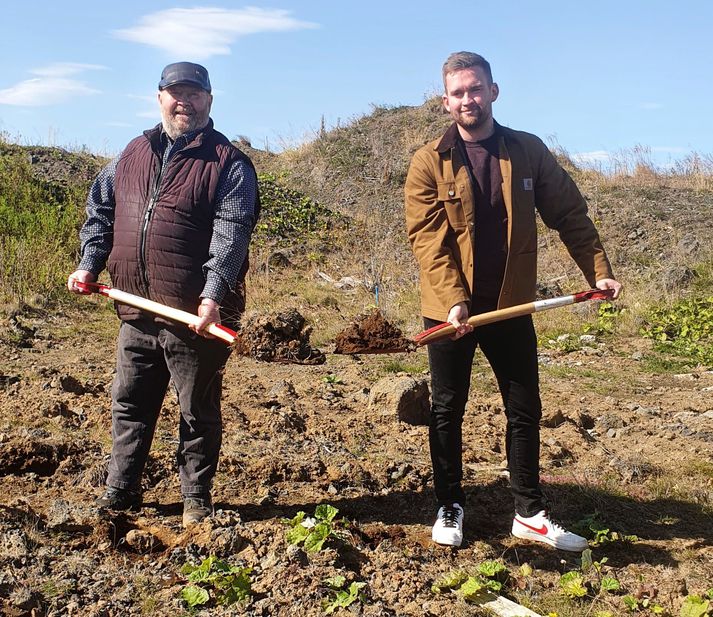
183, 495, 213, 527
95, 487, 142, 511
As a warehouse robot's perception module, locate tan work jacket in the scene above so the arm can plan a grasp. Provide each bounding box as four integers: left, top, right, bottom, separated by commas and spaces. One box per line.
405, 122, 614, 321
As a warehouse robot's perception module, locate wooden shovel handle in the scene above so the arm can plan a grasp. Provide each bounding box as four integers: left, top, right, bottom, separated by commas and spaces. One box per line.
74, 281, 237, 345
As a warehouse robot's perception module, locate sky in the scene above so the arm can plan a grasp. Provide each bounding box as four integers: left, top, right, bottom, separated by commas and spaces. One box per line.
1, 1, 711, 169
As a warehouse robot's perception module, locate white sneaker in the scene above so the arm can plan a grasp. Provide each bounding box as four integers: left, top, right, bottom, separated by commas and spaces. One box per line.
512, 510, 588, 552
432, 503, 464, 547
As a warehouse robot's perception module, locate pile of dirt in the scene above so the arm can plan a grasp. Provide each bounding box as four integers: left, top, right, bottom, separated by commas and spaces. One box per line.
333, 308, 415, 354
232, 308, 325, 364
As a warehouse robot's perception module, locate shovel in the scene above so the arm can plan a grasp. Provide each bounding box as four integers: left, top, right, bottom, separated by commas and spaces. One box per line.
74, 281, 238, 345
413, 288, 615, 346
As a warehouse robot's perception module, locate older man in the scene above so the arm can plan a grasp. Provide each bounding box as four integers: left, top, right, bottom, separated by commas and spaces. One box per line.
68, 62, 259, 527
405, 52, 622, 550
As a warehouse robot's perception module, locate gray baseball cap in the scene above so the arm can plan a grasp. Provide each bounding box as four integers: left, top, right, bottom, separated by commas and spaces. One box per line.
158, 62, 211, 93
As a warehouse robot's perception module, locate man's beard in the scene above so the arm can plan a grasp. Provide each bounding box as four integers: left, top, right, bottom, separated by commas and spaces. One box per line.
454, 106, 484, 130
161, 107, 209, 140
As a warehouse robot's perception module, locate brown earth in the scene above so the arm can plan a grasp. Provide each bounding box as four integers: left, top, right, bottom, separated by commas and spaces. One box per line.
232, 309, 326, 365
0, 307, 711, 617
333, 309, 415, 354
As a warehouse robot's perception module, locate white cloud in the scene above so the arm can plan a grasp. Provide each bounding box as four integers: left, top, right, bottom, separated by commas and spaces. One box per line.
137, 110, 160, 119
572, 150, 611, 165
0, 64, 104, 107
639, 102, 663, 110
31, 63, 106, 78
113, 7, 318, 59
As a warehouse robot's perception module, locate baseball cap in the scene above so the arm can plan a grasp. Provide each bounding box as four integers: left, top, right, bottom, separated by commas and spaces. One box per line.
158, 62, 211, 93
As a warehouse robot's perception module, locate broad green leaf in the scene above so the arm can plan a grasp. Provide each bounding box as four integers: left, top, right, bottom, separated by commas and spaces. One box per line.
622, 595, 639, 610
281, 511, 306, 527
286, 524, 310, 546
680, 595, 710, 617
304, 522, 331, 552
581, 549, 593, 572
323, 576, 346, 589
559, 571, 587, 599
519, 563, 533, 577
315, 504, 339, 523
217, 571, 252, 606
460, 577, 489, 603
431, 570, 469, 593
477, 560, 508, 579
600, 576, 620, 592
181, 585, 210, 608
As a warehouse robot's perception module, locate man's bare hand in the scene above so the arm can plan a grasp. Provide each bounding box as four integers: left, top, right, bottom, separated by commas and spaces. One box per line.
447, 302, 473, 340
190, 298, 220, 338
67, 270, 96, 294
595, 278, 623, 300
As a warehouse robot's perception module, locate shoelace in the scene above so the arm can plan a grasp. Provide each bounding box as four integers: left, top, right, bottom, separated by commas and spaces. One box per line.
440, 505, 461, 528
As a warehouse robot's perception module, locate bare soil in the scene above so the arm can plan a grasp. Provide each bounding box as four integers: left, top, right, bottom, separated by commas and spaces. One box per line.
232, 309, 326, 365
333, 309, 415, 354
0, 308, 711, 617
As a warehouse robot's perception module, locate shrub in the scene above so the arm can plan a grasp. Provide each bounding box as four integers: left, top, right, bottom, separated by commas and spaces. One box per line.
640, 297, 713, 367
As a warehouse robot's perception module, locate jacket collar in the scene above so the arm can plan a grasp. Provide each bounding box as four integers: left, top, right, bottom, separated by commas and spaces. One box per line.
435, 120, 503, 153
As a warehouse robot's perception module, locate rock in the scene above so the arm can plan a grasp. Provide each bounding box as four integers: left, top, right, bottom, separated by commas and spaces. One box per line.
542, 408, 567, 428
46, 499, 94, 531
662, 265, 696, 288
576, 411, 595, 429
579, 334, 597, 345
59, 374, 86, 394
635, 406, 661, 417
264, 379, 298, 407
125, 529, 157, 553
368, 375, 430, 426
0, 529, 30, 560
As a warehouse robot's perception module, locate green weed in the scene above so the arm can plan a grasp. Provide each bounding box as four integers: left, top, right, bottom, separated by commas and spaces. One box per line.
584, 301, 623, 336
640, 297, 713, 367
255, 172, 341, 245
179, 555, 252, 609
680, 590, 713, 617
574, 512, 639, 546
282, 504, 345, 552
431, 560, 509, 604
321, 576, 367, 614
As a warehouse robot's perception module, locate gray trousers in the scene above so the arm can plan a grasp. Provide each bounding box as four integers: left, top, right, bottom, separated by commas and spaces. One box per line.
106, 319, 231, 497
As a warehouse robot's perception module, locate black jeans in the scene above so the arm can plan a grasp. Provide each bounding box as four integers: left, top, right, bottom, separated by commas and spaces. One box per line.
426, 298, 544, 516
106, 319, 231, 497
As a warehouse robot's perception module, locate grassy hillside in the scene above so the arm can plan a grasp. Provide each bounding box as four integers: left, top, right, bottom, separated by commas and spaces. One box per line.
1, 102, 711, 363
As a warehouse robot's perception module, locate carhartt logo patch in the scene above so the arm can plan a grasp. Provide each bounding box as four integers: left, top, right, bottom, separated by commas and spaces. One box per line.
523, 178, 533, 190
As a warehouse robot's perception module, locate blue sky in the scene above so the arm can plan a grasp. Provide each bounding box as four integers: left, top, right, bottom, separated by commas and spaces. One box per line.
1, 1, 711, 169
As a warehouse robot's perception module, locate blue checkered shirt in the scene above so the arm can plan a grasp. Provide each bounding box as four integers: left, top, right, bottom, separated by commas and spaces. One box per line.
78, 124, 257, 304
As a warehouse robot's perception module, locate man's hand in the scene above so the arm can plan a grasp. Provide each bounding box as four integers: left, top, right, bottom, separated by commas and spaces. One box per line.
67, 270, 97, 294
447, 302, 473, 340
190, 298, 221, 338
595, 278, 623, 300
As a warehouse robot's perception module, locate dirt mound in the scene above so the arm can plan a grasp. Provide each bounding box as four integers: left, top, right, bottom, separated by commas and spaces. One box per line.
333, 308, 415, 354
233, 308, 325, 364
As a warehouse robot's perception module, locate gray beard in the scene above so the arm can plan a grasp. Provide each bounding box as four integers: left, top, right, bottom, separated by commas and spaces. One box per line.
160, 112, 209, 140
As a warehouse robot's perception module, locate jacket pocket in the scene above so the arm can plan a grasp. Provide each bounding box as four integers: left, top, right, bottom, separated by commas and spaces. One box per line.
437, 182, 467, 229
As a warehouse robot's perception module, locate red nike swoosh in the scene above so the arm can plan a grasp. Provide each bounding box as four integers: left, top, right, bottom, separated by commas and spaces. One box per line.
516, 519, 548, 535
